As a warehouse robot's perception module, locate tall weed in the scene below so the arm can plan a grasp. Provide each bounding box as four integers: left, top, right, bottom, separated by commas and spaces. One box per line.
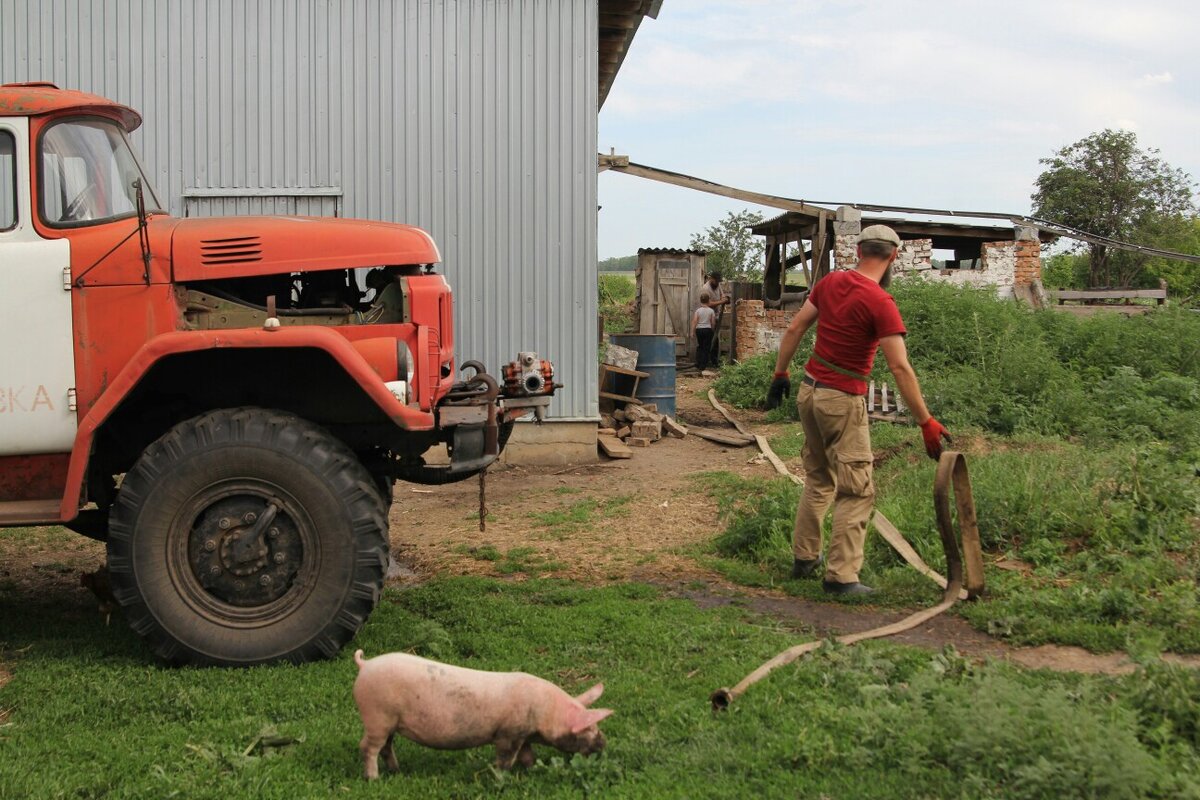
716, 279, 1200, 455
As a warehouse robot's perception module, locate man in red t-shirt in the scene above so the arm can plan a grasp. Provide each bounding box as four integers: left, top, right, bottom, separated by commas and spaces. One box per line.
765, 225, 950, 595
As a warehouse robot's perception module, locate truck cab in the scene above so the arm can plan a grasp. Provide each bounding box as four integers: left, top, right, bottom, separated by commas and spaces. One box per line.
0, 83, 556, 666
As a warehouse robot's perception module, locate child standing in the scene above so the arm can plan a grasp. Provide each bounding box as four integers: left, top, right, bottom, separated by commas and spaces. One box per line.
691, 293, 717, 371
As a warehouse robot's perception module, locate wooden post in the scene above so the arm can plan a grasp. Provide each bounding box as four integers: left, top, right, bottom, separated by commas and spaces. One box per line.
779, 237, 788, 300
811, 210, 828, 287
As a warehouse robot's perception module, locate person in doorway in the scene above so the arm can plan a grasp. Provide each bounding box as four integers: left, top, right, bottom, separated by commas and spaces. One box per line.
691, 293, 717, 372
703, 272, 729, 367
764, 225, 951, 595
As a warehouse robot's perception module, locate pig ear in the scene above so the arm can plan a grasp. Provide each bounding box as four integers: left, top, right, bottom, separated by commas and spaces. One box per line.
569, 707, 614, 735
575, 683, 604, 707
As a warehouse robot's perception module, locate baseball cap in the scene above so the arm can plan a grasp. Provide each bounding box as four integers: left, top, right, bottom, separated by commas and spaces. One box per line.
858, 224, 902, 248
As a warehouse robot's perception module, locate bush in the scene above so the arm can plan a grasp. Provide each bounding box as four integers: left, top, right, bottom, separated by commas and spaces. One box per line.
599, 273, 636, 334
714, 279, 1200, 456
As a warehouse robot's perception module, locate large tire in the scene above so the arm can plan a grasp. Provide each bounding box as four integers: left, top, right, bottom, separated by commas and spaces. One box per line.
106, 408, 388, 666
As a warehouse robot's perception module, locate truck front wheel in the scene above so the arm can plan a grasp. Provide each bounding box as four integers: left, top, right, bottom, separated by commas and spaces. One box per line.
106, 408, 388, 666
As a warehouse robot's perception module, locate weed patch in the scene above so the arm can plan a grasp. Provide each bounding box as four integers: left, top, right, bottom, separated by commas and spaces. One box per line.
710, 281, 1200, 652
703, 431, 1200, 652
715, 280, 1200, 460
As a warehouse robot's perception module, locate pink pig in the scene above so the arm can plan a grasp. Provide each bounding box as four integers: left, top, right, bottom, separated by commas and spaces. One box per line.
352, 649, 615, 780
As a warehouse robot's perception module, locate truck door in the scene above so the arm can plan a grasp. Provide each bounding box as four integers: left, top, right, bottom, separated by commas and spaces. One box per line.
0, 117, 76, 456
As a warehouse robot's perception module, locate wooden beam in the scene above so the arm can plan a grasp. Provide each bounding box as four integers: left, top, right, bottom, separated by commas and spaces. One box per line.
689, 426, 755, 447
811, 210, 828, 285
1053, 289, 1167, 301
598, 436, 633, 459
608, 161, 832, 218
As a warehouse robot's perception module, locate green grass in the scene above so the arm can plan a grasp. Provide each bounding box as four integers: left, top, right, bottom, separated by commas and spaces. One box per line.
709, 280, 1200, 653
3, 577, 1200, 798
454, 544, 564, 577
699, 423, 1200, 653
599, 274, 637, 335
530, 494, 634, 539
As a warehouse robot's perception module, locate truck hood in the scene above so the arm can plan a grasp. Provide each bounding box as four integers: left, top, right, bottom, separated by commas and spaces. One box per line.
170, 216, 442, 281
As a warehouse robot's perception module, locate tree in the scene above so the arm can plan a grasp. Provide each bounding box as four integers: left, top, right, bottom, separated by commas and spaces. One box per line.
1032, 129, 1196, 288
688, 209, 766, 281
1145, 217, 1200, 305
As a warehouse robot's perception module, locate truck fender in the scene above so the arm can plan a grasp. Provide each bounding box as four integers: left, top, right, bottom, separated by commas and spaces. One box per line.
60, 327, 435, 521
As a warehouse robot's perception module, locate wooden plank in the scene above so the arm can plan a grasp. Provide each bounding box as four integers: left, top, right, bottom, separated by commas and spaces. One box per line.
873, 511, 968, 600
868, 381, 875, 412
1053, 305, 1152, 317
1053, 288, 1167, 301
599, 391, 643, 404
600, 364, 650, 379
598, 436, 633, 459
706, 389, 753, 437
612, 162, 832, 218
753, 435, 804, 486
811, 209, 828, 282
690, 426, 755, 447
881, 382, 889, 413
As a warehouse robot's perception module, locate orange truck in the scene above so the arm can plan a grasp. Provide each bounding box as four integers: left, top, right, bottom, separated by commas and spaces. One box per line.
0, 83, 557, 666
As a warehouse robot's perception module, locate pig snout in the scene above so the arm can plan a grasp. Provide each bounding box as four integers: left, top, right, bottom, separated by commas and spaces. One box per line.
560, 726, 606, 757
583, 729, 607, 756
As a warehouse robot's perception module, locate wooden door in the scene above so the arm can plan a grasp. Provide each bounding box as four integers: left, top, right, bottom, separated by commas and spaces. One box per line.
655, 259, 693, 357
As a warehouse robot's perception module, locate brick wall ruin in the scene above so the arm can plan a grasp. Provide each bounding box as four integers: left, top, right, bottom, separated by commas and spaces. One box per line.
736, 208, 1045, 361
734, 300, 792, 362
893, 240, 1041, 298
895, 239, 933, 272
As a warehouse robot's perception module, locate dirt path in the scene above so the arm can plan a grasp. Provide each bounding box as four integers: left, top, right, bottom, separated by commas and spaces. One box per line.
389, 374, 789, 583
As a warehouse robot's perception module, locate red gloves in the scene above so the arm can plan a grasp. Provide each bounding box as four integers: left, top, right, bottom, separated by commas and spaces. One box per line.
919, 417, 951, 460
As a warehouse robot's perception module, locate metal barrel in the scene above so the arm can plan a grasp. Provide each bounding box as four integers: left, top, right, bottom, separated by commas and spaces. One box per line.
609, 333, 677, 417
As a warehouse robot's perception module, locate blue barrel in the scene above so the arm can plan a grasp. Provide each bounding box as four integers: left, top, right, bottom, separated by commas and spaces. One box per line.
609, 334, 677, 417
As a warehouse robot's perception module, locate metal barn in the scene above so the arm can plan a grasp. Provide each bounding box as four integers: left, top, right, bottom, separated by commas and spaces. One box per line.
0, 0, 660, 461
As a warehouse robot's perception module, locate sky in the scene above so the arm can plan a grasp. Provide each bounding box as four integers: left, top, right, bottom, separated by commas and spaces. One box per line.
597, 0, 1200, 259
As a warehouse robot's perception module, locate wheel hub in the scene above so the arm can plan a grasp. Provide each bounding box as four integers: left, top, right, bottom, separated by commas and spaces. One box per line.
188, 498, 304, 607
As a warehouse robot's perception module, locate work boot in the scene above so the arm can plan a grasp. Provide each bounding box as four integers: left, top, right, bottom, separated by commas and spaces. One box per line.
790, 556, 823, 579
822, 580, 875, 596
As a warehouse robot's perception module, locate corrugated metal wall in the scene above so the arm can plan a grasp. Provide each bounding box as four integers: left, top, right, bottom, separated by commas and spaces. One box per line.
0, 0, 599, 420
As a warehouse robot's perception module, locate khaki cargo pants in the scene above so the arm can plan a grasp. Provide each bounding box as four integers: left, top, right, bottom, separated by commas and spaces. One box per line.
793, 382, 875, 584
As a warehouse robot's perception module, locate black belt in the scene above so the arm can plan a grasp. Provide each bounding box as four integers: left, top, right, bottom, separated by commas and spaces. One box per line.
801, 374, 865, 396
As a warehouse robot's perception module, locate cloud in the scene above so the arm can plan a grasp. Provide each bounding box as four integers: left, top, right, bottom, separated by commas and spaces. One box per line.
599, 0, 1200, 258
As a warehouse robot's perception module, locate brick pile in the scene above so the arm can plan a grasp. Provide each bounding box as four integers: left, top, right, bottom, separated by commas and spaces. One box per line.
597, 403, 687, 453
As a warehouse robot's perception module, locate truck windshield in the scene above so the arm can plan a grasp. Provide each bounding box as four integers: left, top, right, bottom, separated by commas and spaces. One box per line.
39, 118, 162, 227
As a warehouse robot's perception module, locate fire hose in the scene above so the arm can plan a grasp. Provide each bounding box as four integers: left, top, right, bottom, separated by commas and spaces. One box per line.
710, 450, 985, 710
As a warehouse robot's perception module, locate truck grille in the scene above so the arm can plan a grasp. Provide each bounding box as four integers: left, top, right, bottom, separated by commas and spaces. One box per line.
199, 236, 263, 265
